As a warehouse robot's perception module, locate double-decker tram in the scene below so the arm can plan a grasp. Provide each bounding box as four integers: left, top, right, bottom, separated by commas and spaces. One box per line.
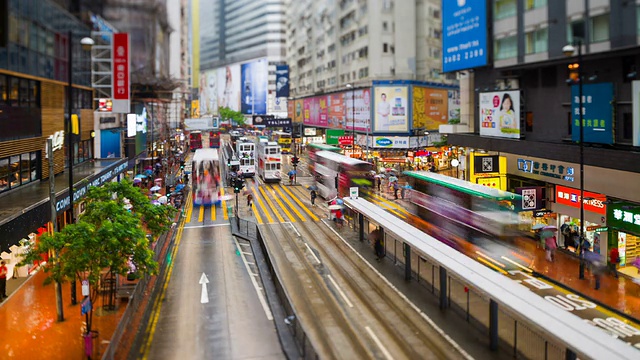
236, 138, 256, 177
256, 140, 282, 182
192, 148, 221, 206
306, 143, 342, 173
271, 131, 292, 154
312, 150, 374, 199
403, 171, 523, 239
209, 131, 220, 148
189, 131, 203, 151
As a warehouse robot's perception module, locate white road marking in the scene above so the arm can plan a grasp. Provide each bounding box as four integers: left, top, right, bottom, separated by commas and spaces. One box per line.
233, 236, 273, 320
238, 242, 251, 247
184, 223, 230, 229
327, 274, 353, 308
305, 243, 321, 264
284, 221, 301, 237
199, 272, 210, 304
365, 326, 394, 360
241, 251, 252, 256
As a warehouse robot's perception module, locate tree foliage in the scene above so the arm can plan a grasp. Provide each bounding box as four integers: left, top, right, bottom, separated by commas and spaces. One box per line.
219, 106, 246, 126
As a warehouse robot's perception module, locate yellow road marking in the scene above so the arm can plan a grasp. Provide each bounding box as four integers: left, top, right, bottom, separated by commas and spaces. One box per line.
475, 251, 506, 268
140, 201, 188, 359
185, 196, 193, 223
254, 186, 273, 223
259, 186, 284, 223
370, 192, 411, 215
198, 205, 204, 222
280, 185, 319, 221
501, 256, 532, 273
269, 185, 297, 222
477, 257, 508, 275
369, 197, 404, 218
211, 204, 216, 221
221, 187, 228, 220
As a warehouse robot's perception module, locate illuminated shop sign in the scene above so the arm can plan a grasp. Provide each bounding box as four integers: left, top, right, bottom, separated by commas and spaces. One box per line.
555, 185, 606, 215
608, 202, 640, 235
55, 161, 128, 212
517, 158, 575, 182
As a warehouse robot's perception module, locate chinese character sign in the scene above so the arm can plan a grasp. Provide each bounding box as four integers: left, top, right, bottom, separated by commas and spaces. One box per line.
608, 202, 640, 235
442, 0, 488, 72
571, 82, 613, 144
112, 33, 130, 113
479, 90, 520, 139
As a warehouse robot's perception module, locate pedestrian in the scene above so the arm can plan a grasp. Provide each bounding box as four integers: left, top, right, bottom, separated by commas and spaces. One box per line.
393, 182, 399, 200
377, 177, 381, 192
310, 189, 317, 206
0, 260, 7, 299
247, 193, 253, 208
591, 258, 605, 290
400, 184, 406, 200
609, 247, 620, 278
545, 235, 557, 262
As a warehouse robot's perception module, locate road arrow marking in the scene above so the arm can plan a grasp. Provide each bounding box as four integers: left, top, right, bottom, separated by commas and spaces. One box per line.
199, 272, 209, 304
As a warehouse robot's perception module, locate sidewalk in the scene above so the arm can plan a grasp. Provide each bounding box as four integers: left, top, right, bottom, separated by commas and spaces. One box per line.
0, 270, 124, 359
374, 190, 640, 321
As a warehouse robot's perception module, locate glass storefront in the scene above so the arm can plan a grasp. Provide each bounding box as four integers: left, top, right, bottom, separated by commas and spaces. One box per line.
0, 151, 39, 193
557, 214, 599, 252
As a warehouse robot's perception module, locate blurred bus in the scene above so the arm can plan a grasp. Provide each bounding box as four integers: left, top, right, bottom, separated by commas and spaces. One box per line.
256, 140, 282, 182
272, 131, 292, 154
209, 131, 221, 148
236, 138, 256, 177
192, 149, 221, 206
312, 150, 374, 199
189, 131, 203, 152
307, 143, 342, 173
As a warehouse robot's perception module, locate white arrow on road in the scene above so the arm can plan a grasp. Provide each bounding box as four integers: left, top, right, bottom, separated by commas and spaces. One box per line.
199, 272, 209, 304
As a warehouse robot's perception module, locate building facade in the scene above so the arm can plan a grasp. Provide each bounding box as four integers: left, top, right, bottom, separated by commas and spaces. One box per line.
441, 0, 640, 272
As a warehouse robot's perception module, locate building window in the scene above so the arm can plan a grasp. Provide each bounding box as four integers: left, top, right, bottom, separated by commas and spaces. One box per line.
0, 74, 5, 105
525, 0, 547, 11
494, 0, 517, 20
494, 36, 517, 60
383, 43, 388, 53
637, 6, 640, 35
525, 28, 548, 54
0, 151, 39, 193
622, 112, 633, 140
590, 14, 610, 43
383, 21, 388, 32
567, 19, 586, 44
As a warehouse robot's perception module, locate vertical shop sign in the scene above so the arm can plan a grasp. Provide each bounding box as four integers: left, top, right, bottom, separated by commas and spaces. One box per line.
112, 33, 130, 113
571, 82, 614, 144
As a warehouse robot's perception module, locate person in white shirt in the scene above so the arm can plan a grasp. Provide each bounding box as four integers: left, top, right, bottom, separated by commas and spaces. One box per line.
377, 93, 390, 131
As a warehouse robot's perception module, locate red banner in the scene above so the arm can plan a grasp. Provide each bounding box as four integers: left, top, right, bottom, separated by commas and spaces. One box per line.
338, 136, 353, 145
555, 185, 606, 215
112, 33, 130, 101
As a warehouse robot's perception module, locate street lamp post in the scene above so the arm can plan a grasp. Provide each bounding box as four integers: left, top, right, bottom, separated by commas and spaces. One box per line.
346, 84, 355, 156
563, 39, 586, 279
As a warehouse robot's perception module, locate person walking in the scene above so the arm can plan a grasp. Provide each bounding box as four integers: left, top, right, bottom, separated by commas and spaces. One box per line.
609, 247, 620, 278
246, 193, 253, 208
393, 182, 399, 200
310, 189, 317, 206
377, 177, 381, 192
545, 235, 557, 262
0, 260, 8, 299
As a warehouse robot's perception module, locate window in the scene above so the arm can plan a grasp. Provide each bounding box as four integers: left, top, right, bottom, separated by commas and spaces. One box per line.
525, 28, 548, 54
590, 14, 610, 43
0, 75, 5, 105
622, 112, 633, 140
525, 0, 547, 11
9, 76, 18, 106
494, 36, 517, 60
0, 0, 6, 47
494, 0, 517, 20
525, 111, 533, 132
0, 158, 7, 192
383, 43, 388, 53
567, 20, 585, 44
383, 21, 388, 32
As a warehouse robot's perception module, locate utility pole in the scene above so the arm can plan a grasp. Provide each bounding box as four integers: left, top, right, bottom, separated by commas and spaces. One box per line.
48, 138, 64, 322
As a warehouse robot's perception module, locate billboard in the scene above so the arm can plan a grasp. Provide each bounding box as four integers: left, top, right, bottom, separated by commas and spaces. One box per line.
344, 89, 371, 132
326, 129, 345, 145
374, 86, 408, 132
479, 90, 520, 139
442, 0, 488, 73
217, 64, 241, 112
199, 68, 218, 115
412, 87, 448, 131
302, 91, 371, 131
327, 93, 345, 128
293, 99, 303, 123
112, 33, 130, 113
241, 58, 268, 114
275, 65, 290, 98
571, 82, 613, 144
448, 90, 461, 123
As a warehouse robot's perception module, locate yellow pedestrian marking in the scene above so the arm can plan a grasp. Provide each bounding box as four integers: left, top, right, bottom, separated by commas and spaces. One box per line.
370, 192, 410, 215
279, 185, 319, 222
198, 205, 204, 222
254, 187, 272, 223
185, 194, 194, 223
220, 187, 228, 220
368, 196, 404, 218
211, 204, 216, 221
259, 186, 284, 223
272, 185, 306, 221
267, 185, 297, 222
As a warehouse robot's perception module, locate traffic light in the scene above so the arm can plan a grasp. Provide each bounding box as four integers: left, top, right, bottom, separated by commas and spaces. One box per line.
180, 160, 185, 169
291, 156, 299, 166
233, 178, 244, 194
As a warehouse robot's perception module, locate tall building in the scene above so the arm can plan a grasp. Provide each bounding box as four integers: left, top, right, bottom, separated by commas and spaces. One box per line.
441, 1, 640, 267
197, 0, 287, 118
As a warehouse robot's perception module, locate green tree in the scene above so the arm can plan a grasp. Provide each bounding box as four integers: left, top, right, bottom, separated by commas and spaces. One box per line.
219, 106, 246, 127
21, 180, 176, 335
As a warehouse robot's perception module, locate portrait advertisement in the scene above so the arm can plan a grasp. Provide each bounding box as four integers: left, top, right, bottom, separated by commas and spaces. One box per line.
479, 90, 521, 139
217, 64, 241, 112
199, 69, 218, 116
241, 58, 268, 115
374, 86, 408, 132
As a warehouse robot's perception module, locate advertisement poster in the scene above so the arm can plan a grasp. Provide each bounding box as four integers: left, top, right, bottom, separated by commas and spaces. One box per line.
442, 0, 488, 72
112, 33, 130, 113
304, 97, 325, 127
413, 87, 448, 131
275, 65, 290, 98
374, 86, 408, 132
448, 90, 461, 123
241, 59, 268, 114
571, 82, 613, 144
288, 98, 294, 119
327, 94, 345, 129
199, 69, 218, 115
479, 90, 520, 139
268, 94, 287, 114
216, 65, 241, 112
326, 129, 345, 145
345, 89, 372, 132
294, 99, 303, 123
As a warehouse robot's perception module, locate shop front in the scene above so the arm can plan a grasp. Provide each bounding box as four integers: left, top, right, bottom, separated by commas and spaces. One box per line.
607, 201, 640, 279
552, 185, 607, 254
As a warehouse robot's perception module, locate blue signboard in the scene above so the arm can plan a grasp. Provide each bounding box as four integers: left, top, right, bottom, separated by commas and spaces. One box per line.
442, 0, 488, 73
241, 59, 268, 115
275, 65, 290, 98
571, 83, 613, 144
100, 129, 121, 158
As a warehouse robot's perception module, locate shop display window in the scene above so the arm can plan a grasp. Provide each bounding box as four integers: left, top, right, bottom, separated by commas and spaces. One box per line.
0, 151, 39, 193
0, 158, 8, 191
558, 215, 598, 253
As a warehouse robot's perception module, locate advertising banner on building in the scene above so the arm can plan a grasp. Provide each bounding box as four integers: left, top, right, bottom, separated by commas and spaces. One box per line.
516, 187, 545, 211
328, 93, 345, 128
326, 129, 344, 145
241, 59, 268, 114
112, 33, 130, 113
473, 154, 500, 174
479, 90, 520, 139
275, 65, 290, 98
572, 82, 614, 144
293, 99, 303, 123
304, 97, 325, 127
555, 185, 606, 215
469, 152, 506, 190
448, 89, 461, 123
217, 64, 241, 112
442, 0, 488, 72
268, 94, 287, 114
199, 68, 218, 115
632, 81, 640, 147
412, 87, 448, 131
374, 86, 408, 132
344, 89, 372, 132
372, 136, 410, 148
608, 201, 640, 236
